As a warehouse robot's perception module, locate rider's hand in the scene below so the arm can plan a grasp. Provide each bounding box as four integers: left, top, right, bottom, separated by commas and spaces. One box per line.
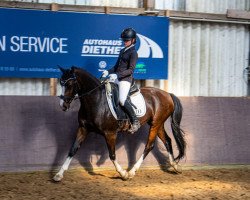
101, 70, 109, 78
109, 74, 117, 82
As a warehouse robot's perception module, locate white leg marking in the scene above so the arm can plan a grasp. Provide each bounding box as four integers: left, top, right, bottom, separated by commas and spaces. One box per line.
112, 160, 128, 180
59, 86, 65, 108
168, 153, 182, 173
128, 154, 144, 179
168, 153, 175, 165
53, 157, 73, 182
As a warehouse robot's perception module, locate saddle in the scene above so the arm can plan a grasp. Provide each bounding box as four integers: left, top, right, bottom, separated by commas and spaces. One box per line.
105, 80, 146, 131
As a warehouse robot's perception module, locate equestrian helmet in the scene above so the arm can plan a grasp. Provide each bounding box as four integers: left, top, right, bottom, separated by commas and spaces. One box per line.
121, 28, 137, 43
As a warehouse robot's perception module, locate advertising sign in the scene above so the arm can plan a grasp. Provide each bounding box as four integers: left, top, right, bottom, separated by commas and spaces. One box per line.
0, 8, 169, 79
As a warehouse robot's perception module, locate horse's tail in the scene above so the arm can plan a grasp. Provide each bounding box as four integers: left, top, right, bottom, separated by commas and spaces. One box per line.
169, 93, 186, 162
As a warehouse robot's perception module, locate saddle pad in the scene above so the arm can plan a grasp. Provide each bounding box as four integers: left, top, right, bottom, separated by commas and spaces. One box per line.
105, 84, 146, 120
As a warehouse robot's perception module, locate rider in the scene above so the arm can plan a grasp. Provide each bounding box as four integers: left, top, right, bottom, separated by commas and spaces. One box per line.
101, 27, 140, 133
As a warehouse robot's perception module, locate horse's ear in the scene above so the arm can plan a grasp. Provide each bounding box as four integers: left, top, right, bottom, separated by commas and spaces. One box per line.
71, 66, 77, 70
70, 66, 77, 73
58, 65, 66, 74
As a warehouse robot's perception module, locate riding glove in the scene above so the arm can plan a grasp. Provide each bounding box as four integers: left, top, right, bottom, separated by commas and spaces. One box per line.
108, 74, 118, 82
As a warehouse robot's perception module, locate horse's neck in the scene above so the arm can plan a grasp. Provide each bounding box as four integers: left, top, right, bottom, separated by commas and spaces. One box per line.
76, 69, 102, 97
76, 70, 104, 115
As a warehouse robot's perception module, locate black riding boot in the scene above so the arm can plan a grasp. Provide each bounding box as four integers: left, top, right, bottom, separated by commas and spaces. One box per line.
122, 100, 141, 133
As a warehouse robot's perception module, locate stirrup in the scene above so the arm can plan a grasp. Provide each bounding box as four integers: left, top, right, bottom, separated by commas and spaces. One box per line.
128, 121, 141, 133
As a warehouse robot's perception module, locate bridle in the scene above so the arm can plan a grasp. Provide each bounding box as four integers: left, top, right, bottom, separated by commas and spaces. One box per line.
59, 73, 80, 103
59, 73, 108, 103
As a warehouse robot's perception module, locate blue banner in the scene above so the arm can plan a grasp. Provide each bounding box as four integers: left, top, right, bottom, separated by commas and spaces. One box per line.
0, 8, 169, 79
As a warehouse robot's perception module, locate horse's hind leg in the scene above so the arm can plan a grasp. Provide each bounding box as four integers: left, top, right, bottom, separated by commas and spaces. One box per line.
53, 126, 87, 182
157, 126, 181, 173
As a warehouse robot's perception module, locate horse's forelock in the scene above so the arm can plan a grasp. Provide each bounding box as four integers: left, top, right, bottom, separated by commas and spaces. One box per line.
61, 68, 74, 79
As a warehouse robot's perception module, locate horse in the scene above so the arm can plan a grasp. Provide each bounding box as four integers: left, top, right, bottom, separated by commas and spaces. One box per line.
53, 66, 186, 181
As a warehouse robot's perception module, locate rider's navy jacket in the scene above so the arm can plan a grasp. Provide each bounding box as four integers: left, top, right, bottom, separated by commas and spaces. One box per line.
108, 45, 138, 83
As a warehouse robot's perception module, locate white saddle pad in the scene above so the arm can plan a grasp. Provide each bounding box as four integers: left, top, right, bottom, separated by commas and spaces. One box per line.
105, 83, 146, 120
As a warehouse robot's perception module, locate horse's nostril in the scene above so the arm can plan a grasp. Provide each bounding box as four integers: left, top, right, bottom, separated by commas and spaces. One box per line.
59, 100, 69, 111
63, 102, 70, 111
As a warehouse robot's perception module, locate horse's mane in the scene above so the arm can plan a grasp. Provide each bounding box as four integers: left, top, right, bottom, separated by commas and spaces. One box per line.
74, 67, 101, 86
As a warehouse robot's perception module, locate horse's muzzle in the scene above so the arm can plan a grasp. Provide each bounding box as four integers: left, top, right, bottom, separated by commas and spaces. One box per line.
60, 99, 70, 111
59, 95, 74, 111
61, 104, 69, 111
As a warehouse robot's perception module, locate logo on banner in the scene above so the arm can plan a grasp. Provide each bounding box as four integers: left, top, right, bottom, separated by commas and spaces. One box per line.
135, 62, 147, 74
137, 34, 163, 58
81, 34, 163, 59
99, 61, 107, 69
81, 39, 123, 57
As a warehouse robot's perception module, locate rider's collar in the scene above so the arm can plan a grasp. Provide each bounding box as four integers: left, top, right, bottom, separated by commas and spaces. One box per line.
124, 44, 134, 53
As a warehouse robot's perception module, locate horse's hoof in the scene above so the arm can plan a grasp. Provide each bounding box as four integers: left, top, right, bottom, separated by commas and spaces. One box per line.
171, 163, 182, 174
120, 171, 129, 181
128, 170, 136, 179
174, 164, 182, 173
53, 174, 63, 182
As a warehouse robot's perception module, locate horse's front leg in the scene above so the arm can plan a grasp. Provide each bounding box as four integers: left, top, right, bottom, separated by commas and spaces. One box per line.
53, 126, 87, 182
104, 132, 129, 180
128, 126, 158, 179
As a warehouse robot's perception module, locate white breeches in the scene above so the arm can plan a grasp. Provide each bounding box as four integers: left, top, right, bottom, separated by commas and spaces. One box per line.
109, 74, 131, 106
118, 81, 131, 106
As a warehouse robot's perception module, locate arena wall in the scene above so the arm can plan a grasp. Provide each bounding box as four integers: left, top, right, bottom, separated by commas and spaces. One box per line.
0, 96, 249, 172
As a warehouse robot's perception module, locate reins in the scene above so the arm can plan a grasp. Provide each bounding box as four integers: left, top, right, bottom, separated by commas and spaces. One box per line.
75, 80, 107, 99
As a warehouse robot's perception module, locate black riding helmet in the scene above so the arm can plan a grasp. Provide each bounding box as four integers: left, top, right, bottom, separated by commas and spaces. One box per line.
120, 28, 137, 44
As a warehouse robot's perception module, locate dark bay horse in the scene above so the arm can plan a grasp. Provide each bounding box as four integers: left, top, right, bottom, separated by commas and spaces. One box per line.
53, 66, 186, 181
